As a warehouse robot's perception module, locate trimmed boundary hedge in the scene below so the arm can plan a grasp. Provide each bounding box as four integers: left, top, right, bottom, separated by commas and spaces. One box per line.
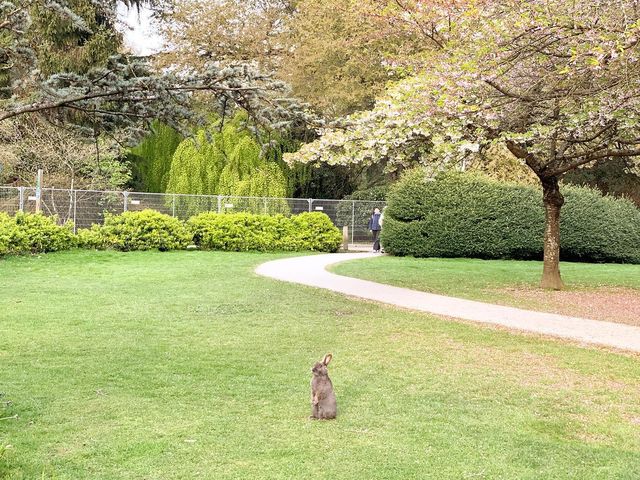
0, 212, 75, 255
0, 210, 342, 255
79, 210, 192, 252
188, 211, 342, 252
381, 171, 640, 263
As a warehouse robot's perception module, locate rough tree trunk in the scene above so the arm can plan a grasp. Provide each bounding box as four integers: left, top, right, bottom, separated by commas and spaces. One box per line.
540, 176, 565, 290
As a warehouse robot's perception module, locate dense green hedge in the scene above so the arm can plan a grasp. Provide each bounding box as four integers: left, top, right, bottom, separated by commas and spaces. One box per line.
560, 187, 640, 263
189, 211, 342, 252
1, 209, 342, 255
382, 171, 640, 263
0, 212, 75, 255
78, 210, 192, 251
290, 212, 344, 252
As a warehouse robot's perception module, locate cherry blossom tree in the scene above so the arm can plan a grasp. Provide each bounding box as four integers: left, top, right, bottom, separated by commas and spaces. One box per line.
287, 0, 640, 289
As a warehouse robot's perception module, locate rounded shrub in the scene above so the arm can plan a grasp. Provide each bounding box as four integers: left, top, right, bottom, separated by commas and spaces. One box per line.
382, 170, 640, 263
189, 212, 284, 252
15, 213, 76, 253
0, 212, 21, 255
79, 209, 192, 251
289, 212, 343, 252
0, 212, 75, 255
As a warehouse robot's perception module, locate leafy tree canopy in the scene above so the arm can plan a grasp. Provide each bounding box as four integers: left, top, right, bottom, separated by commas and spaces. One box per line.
158, 0, 293, 73
286, 0, 640, 288
158, 0, 424, 118
0, 0, 308, 138
165, 114, 289, 198
129, 121, 183, 192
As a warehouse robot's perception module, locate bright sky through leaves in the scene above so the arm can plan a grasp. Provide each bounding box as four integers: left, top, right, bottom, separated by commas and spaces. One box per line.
116, 3, 164, 55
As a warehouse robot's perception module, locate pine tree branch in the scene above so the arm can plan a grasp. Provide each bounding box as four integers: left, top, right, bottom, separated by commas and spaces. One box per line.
0, 83, 264, 122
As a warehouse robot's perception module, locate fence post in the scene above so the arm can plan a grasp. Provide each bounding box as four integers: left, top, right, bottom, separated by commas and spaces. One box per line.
172, 194, 176, 217
308, 198, 313, 212
72, 189, 77, 233
351, 201, 355, 244
35, 169, 43, 213
342, 226, 349, 251
18, 186, 24, 212
217, 195, 221, 213
264, 197, 268, 215
123, 191, 129, 212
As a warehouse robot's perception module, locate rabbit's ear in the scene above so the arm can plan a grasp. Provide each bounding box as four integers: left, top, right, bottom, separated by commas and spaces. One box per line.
322, 353, 333, 366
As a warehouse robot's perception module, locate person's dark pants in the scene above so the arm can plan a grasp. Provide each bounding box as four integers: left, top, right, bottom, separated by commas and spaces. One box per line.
372, 229, 381, 251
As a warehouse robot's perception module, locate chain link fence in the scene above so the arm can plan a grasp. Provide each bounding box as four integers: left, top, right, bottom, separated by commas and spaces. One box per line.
0, 186, 386, 244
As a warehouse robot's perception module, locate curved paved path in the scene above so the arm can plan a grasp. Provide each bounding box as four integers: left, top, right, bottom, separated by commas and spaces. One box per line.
256, 253, 640, 353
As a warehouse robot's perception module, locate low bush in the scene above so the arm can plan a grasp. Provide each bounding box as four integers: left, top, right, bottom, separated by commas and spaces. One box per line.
1, 209, 343, 256
188, 212, 285, 252
0, 213, 18, 255
15, 213, 76, 254
189, 211, 342, 252
382, 170, 640, 263
288, 212, 343, 252
79, 209, 192, 251
0, 212, 75, 255
0, 213, 17, 255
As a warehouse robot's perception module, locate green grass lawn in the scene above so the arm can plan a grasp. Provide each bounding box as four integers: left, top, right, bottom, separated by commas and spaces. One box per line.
1, 251, 640, 479
332, 256, 640, 303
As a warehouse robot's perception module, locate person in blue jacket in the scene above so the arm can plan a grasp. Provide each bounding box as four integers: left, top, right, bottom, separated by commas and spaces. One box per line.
368, 207, 382, 252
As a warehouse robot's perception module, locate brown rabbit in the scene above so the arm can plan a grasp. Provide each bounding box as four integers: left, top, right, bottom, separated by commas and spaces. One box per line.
310, 353, 337, 420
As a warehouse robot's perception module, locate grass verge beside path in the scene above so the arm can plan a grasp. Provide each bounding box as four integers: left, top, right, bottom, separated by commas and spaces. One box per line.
331, 256, 640, 325
1, 251, 640, 479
